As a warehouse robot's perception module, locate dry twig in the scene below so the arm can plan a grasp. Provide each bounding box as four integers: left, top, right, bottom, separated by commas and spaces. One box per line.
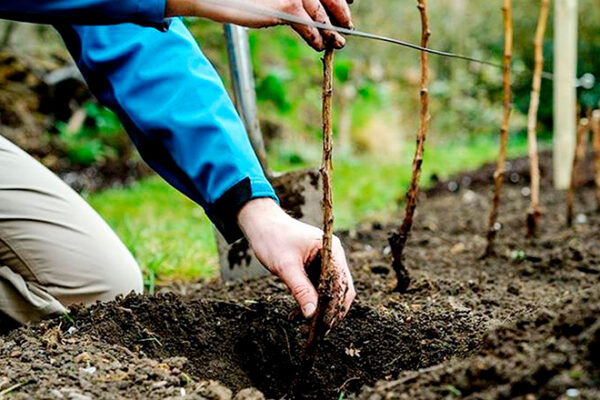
525, 0, 549, 237
566, 118, 589, 226
305, 47, 335, 358
388, 0, 430, 292
485, 0, 513, 256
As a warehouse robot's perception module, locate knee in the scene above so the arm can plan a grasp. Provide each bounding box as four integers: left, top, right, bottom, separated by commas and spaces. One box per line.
106, 265, 144, 299
94, 253, 144, 301
54, 247, 144, 307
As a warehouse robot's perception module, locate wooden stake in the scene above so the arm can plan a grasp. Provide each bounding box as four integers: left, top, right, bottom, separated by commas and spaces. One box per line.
525, 0, 549, 238
388, 0, 430, 292
553, 0, 578, 189
485, 0, 513, 256
566, 118, 589, 226
305, 47, 336, 358
591, 110, 600, 211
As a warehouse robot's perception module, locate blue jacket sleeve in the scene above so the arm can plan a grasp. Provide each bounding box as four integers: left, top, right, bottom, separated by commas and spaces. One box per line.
0, 0, 167, 28
55, 20, 278, 243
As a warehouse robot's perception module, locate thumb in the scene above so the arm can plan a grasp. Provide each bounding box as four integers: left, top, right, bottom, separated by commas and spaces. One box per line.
277, 261, 319, 318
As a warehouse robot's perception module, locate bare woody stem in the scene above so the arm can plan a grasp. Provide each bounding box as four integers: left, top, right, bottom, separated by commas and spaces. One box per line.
566, 118, 589, 226
591, 110, 600, 212
389, 0, 430, 292
485, 0, 513, 256
525, 0, 549, 238
305, 47, 335, 358
319, 47, 335, 315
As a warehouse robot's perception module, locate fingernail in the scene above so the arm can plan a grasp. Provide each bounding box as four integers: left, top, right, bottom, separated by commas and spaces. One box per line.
302, 303, 316, 318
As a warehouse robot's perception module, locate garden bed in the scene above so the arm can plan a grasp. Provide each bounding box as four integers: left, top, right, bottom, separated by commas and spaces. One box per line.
1, 154, 599, 399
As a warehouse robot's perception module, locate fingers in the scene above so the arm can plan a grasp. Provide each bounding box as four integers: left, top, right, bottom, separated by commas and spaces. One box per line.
320, 0, 353, 29
343, 263, 356, 317
302, 0, 345, 49
270, 231, 355, 327
275, 257, 320, 318
287, 4, 326, 51
323, 236, 356, 328
283, 0, 350, 51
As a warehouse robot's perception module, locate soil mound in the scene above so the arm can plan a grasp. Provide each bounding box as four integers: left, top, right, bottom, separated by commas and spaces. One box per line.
65, 293, 480, 399
360, 287, 600, 399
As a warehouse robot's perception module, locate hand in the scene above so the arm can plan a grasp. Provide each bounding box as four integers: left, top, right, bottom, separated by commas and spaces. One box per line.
166, 0, 355, 51
238, 198, 356, 327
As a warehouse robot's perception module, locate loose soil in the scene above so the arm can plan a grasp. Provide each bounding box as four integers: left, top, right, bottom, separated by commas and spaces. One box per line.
1, 153, 599, 399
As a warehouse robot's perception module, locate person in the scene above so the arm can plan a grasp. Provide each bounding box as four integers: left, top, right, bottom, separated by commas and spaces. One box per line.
0, 0, 355, 329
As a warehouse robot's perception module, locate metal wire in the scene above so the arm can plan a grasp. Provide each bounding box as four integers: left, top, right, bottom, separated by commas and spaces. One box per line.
198, 0, 555, 79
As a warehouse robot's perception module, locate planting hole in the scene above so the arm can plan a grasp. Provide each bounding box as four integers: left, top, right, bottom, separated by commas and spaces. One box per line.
73, 294, 481, 399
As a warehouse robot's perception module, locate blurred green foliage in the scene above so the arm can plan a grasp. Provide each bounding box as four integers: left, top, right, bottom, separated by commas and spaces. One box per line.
56, 102, 128, 166
86, 176, 219, 284
46, 1, 600, 168
185, 1, 599, 154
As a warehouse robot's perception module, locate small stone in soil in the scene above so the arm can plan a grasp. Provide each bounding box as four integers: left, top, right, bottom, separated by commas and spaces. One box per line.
233, 388, 266, 400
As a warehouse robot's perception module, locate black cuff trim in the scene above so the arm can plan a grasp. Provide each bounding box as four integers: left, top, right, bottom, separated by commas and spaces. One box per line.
138, 18, 172, 32
206, 178, 252, 244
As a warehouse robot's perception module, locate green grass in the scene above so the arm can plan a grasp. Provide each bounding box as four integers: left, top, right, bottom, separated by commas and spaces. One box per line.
86, 135, 533, 286
273, 134, 533, 228
85, 179, 218, 286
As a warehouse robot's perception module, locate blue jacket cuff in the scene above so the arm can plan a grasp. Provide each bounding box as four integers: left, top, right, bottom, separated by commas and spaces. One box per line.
207, 177, 279, 243
135, 0, 171, 31
136, 0, 166, 22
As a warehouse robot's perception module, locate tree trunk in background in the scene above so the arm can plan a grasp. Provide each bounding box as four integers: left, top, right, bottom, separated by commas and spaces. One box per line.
553, 0, 578, 189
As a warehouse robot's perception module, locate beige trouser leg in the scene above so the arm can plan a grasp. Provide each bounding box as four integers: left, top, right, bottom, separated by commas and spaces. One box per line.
0, 135, 143, 326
